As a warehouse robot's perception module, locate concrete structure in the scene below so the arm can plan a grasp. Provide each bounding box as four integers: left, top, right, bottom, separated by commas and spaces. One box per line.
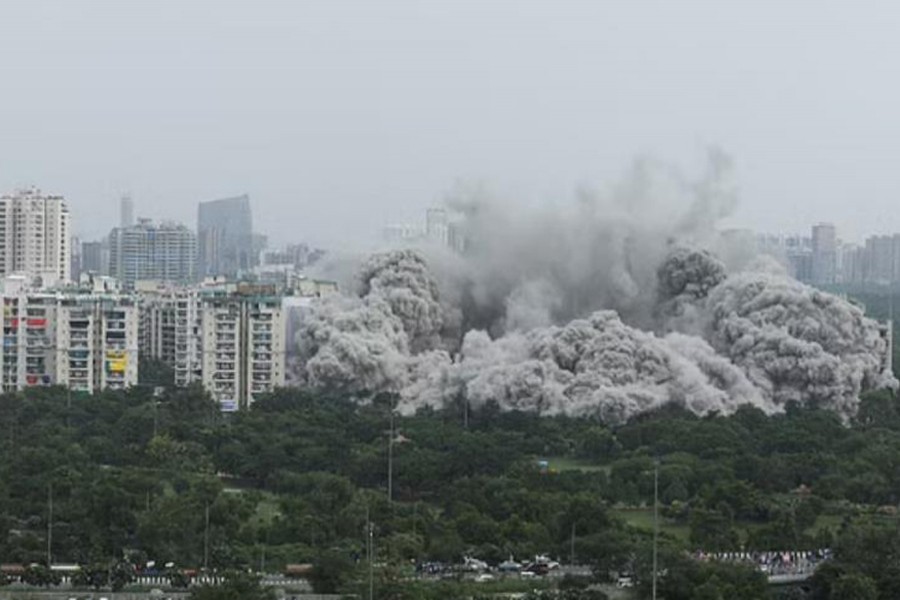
1, 281, 138, 393
137, 282, 285, 408
109, 219, 197, 288
811, 223, 837, 285
760, 227, 900, 287
197, 195, 256, 278
837, 243, 865, 285
0, 187, 71, 284
262, 243, 325, 270
426, 207, 449, 246
756, 233, 813, 282
859, 234, 900, 285
120, 195, 135, 229
282, 279, 339, 385
293, 277, 338, 298
381, 223, 424, 245
70, 235, 82, 282
200, 285, 285, 410
80, 239, 108, 276
383, 208, 466, 252
138, 286, 203, 388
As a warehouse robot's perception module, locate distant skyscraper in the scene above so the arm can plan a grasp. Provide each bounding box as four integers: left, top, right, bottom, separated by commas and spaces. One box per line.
0, 187, 71, 284
426, 207, 449, 245
80, 240, 108, 276
811, 223, 837, 285
71, 235, 82, 281
120, 195, 134, 228
197, 195, 256, 277
109, 219, 197, 287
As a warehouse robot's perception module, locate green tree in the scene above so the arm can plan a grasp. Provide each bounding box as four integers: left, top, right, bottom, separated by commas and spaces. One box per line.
689, 509, 739, 551
110, 560, 135, 591
72, 563, 109, 590
22, 564, 62, 587
308, 548, 356, 594
830, 572, 878, 600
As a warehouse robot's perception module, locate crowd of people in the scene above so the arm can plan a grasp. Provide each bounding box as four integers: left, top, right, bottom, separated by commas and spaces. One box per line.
694, 548, 832, 577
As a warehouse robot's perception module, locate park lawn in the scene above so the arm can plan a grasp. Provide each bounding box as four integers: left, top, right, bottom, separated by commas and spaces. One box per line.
611, 507, 690, 541
254, 494, 283, 524
540, 456, 611, 474
624, 512, 853, 548
809, 513, 843, 536
222, 484, 284, 526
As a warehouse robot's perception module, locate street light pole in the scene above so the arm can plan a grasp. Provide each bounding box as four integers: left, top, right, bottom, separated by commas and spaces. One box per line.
203, 502, 210, 571
570, 522, 576, 565
652, 459, 659, 600
388, 408, 394, 506
366, 506, 374, 600
46, 483, 53, 566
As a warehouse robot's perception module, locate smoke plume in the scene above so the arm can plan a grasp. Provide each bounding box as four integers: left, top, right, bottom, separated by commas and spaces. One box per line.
294, 151, 896, 422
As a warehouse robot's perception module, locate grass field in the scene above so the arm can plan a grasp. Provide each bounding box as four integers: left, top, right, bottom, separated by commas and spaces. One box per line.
540, 456, 611, 474
613, 509, 856, 546
611, 508, 690, 541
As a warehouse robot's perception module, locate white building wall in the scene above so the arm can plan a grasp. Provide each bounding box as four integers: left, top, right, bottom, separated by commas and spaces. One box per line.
0, 291, 137, 393
0, 188, 71, 284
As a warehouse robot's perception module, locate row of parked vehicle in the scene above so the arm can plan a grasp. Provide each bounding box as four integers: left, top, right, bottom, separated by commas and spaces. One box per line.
416, 554, 563, 579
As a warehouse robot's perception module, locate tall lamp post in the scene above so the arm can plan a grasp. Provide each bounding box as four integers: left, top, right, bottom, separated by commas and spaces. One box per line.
387, 407, 394, 506
652, 458, 659, 600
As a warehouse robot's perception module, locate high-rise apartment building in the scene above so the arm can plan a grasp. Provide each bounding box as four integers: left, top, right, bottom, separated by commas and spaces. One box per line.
811, 223, 837, 285
1, 281, 138, 393
859, 234, 900, 284
120, 195, 134, 229
137, 283, 284, 408
80, 240, 109, 277
0, 187, 71, 284
426, 207, 449, 246
70, 236, 82, 281
200, 286, 284, 410
109, 219, 197, 288
139, 287, 203, 388
838, 243, 866, 285
197, 195, 256, 278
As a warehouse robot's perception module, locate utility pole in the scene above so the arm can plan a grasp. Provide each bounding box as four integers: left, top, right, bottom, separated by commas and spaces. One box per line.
652, 459, 659, 600
570, 522, 576, 565
46, 483, 53, 566
203, 502, 210, 571
387, 408, 394, 506
366, 506, 373, 600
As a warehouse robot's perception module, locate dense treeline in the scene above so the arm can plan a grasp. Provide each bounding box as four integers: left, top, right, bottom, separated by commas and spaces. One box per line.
3, 384, 900, 597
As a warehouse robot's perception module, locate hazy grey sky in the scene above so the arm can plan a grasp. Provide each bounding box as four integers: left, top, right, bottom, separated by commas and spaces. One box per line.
2, 0, 900, 247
